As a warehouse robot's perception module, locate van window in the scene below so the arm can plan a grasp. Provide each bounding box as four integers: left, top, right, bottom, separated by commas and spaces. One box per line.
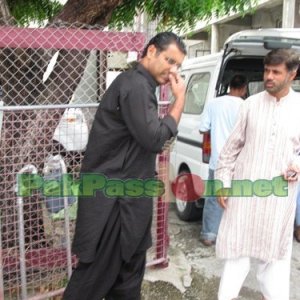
184, 73, 210, 114
292, 80, 300, 92
248, 81, 264, 95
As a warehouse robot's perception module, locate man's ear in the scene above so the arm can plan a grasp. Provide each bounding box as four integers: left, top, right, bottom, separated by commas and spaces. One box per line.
147, 44, 157, 58
290, 70, 297, 81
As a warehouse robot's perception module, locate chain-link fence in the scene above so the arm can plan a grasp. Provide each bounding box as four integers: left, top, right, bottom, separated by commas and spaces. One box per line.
0, 24, 172, 300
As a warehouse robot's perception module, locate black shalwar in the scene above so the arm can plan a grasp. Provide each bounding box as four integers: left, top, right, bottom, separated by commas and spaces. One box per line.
63, 63, 178, 300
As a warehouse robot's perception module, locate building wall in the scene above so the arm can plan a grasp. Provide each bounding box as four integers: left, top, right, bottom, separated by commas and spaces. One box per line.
216, 6, 282, 49
294, 0, 300, 27
252, 5, 282, 28
186, 1, 288, 57
186, 40, 210, 58
216, 24, 252, 52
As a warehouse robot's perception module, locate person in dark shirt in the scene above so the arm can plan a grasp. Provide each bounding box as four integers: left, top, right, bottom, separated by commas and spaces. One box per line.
63, 32, 187, 300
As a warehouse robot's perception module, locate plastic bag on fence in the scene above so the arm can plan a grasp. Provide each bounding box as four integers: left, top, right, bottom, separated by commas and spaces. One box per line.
51, 182, 79, 220
51, 198, 78, 221
43, 154, 77, 213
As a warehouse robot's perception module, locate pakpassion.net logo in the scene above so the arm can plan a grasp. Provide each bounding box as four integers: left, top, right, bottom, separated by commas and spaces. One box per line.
17, 173, 289, 199
17, 173, 165, 198
171, 174, 289, 201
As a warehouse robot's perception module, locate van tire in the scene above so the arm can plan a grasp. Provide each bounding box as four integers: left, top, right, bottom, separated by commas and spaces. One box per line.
175, 170, 203, 221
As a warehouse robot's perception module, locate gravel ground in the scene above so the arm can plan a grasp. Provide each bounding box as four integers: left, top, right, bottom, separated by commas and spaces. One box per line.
142, 205, 300, 300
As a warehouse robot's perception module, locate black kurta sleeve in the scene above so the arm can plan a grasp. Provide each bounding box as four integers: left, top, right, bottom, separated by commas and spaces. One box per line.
119, 78, 177, 153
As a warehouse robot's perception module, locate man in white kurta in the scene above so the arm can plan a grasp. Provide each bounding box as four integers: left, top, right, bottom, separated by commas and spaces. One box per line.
215, 49, 300, 300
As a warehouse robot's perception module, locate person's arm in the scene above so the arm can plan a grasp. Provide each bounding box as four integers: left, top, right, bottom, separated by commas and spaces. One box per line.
120, 78, 179, 153
198, 101, 211, 134
215, 102, 248, 208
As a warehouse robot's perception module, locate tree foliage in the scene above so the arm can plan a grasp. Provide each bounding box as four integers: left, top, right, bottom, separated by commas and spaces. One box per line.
5, 0, 256, 31
110, 0, 256, 32
7, 0, 63, 26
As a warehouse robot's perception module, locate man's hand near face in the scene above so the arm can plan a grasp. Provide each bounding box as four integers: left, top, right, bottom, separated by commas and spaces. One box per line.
169, 71, 185, 99
168, 71, 186, 124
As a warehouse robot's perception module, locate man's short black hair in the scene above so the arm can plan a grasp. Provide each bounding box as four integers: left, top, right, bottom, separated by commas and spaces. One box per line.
264, 48, 300, 72
229, 74, 248, 89
141, 32, 187, 58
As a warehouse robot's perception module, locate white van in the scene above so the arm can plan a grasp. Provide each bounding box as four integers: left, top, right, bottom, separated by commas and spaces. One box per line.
170, 28, 300, 221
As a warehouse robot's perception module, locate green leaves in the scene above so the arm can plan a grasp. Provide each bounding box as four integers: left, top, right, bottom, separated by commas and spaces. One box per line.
5, 0, 257, 31
110, 0, 256, 33
8, 0, 63, 26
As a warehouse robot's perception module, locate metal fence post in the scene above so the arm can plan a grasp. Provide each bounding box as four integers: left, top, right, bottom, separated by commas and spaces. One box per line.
155, 153, 170, 268
154, 85, 171, 267
59, 158, 73, 279
16, 164, 38, 300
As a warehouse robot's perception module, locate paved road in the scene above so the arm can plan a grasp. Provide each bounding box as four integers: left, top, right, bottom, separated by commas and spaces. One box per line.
143, 205, 300, 300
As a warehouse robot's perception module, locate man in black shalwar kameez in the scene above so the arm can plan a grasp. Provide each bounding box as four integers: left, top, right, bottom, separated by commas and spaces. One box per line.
63, 32, 187, 300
